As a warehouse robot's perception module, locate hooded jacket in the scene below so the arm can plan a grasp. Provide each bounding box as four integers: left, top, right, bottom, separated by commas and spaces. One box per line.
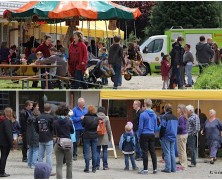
108, 44, 125, 65
170, 42, 184, 66
159, 111, 178, 142
119, 132, 135, 154
196, 42, 214, 64
0, 117, 13, 147
38, 53, 67, 77
53, 116, 74, 139
34, 162, 51, 179
138, 109, 157, 136
96, 112, 112, 146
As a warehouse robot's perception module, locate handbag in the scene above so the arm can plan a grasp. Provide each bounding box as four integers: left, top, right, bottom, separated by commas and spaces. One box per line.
57, 138, 72, 150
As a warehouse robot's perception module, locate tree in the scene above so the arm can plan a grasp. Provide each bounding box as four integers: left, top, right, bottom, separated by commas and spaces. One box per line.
114, 1, 155, 42
148, 1, 222, 36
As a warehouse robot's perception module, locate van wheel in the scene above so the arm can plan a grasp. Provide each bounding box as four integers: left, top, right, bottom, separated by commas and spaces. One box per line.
143, 63, 151, 76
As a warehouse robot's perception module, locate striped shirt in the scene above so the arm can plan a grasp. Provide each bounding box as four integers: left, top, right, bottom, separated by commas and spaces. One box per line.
187, 113, 200, 136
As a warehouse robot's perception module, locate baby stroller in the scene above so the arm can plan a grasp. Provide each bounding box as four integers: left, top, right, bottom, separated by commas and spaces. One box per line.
85, 59, 114, 89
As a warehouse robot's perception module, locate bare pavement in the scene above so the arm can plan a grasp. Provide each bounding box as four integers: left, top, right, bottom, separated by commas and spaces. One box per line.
4, 149, 222, 179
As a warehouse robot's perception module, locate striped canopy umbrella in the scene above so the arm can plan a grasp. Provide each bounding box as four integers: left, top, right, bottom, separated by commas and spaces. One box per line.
3, 1, 141, 20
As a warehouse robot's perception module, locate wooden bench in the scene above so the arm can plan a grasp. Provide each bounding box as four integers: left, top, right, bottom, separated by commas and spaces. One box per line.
0, 76, 71, 89
0, 76, 41, 89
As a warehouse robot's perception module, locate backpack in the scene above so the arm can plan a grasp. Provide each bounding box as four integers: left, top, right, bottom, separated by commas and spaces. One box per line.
97, 119, 107, 136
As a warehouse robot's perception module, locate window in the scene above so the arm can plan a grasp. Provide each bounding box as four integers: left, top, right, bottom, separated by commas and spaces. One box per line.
108, 100, 127, 117
146, 39, 163, 53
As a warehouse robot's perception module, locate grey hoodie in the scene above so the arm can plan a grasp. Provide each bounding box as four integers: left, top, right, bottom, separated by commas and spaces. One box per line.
96, 112, 112, 146
196, 42, 214, 64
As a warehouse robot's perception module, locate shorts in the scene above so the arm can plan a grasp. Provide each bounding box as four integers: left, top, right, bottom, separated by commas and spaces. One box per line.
13, 133, 18, 141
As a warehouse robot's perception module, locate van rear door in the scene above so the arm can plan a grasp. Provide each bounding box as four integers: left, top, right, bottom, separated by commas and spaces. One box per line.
185, 33, 212, 64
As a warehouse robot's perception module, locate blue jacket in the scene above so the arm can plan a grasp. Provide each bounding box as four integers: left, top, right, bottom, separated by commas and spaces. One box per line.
138, 109, 157, 136
119, 132, 135, 153
159, 111, 178, 142
70, 106, 88, 131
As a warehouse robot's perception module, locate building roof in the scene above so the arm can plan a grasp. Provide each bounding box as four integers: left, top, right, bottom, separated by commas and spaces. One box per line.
0, 1, 27, 17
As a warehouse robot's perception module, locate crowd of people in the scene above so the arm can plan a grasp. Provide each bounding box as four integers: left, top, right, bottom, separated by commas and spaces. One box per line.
0, 31, 144, 90
0, 97, 222, 178
161, 35, 218, 90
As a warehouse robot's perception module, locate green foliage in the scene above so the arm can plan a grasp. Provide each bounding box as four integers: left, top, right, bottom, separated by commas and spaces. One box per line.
147, 1, 222, 36
194, 65, 222, 89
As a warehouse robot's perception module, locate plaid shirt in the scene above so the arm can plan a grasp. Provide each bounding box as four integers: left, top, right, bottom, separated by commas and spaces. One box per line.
188, 113, 200, 136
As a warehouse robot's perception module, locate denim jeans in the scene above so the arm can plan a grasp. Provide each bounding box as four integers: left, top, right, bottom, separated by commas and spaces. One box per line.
161, 137, 176, 172
124, 154, 137, 169
169, 66, 181, 88
38, 140, 53, 169
134, 130, 142, 158
112, 63, 121, 88
187, 135, 197, 165
180, 65, 185, 86
71, 70, 88, 89
73, 130, 84, 157
28, 145, 39, 167
185, 64, 192, 85
102, 78, 108, 85
83, 138, 98, 171
96, 145, 108, 168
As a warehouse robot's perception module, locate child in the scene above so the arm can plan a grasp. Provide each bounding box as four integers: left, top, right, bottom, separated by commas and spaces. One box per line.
126, 121, 134, 134
119, 124, 138, 171
27, 48, 37, 64
161, 54, 171, 89
11, 112, 21, 151
100, 48, 115, 77
35, 51, 44, 63
125, 42, 142, 75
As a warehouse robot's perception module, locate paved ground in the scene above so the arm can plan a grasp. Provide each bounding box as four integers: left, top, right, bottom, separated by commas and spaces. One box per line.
4, 149, 222, 179
104, 75, 197, 90
0, 74, 197, 90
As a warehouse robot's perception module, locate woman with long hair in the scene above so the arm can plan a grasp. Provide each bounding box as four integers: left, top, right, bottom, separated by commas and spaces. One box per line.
201, 109, 222, 164
54, 104, 74, 179
68, 31, 88, 89
176, 104, 188, 170
0, 109, 13, 177
82, 105, 99, 173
